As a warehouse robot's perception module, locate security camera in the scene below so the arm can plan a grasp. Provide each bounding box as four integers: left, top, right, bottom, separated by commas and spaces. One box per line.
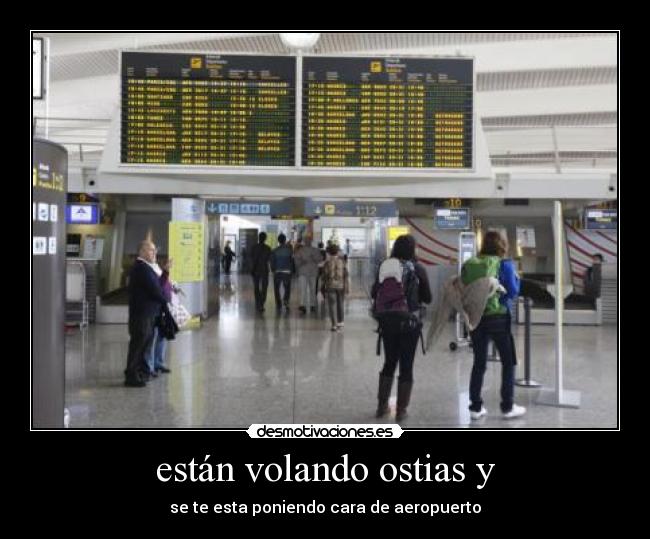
88, 180, 96, 187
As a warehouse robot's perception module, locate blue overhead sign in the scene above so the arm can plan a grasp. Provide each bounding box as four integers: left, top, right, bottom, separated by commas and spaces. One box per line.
206, 200, 290, 216
304, 199, 397, 218
434, 208, 471, 230
584, 209, 617, 230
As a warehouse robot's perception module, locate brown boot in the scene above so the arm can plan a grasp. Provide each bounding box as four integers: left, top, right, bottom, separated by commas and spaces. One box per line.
396, 381, 413, 422
376, 374, 394, 418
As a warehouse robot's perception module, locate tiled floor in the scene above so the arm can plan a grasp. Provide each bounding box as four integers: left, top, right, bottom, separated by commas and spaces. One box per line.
65, 275, 618, 429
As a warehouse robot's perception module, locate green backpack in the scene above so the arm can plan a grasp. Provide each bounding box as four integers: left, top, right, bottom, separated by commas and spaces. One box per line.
460, 255, 506, 316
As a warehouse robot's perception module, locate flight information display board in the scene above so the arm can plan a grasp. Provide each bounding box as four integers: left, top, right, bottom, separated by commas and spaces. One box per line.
121, 52, 296, 166
302, 56, 473, 168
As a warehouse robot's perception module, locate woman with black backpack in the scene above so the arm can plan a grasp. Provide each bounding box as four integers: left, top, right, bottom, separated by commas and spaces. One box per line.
371, 234, 432, 421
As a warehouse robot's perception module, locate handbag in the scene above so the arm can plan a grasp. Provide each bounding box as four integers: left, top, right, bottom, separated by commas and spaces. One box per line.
159, 304, 179, 340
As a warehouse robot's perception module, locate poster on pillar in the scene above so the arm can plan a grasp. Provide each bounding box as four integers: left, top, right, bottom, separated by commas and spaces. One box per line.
169, 222, 204, 282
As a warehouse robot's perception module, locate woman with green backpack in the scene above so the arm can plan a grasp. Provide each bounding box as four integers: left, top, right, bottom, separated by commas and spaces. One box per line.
461, 231, 525, 420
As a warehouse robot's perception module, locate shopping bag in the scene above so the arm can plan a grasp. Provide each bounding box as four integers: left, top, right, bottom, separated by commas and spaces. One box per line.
169, 291, 191, 328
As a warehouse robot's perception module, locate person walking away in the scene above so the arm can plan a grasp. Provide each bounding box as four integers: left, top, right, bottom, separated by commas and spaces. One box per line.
295, 237, 323, 314
584, 253, 603, 308
315, 242, 327, 302
124, 241, 168, 387
322, 243, 348, 331
250, 232, 272, 313
270, 233, 294, 312
372, 234, 431, 421
344, 238, 352, 263
223, 241, 236, 275
462, 230, 524, 420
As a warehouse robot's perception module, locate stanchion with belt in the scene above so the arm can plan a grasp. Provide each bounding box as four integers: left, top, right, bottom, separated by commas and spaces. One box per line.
516, 296, 541, 388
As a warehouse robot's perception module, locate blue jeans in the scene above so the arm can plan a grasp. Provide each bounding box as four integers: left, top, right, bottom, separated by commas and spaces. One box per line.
146, 326, 168, 374
273, 272, 292, 308
469, 314, 516, 413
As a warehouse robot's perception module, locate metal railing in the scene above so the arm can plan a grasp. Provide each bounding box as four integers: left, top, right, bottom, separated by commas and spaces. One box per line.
483, 124, 616, 170
32, 117, 110, 164
32, 117, 617, 171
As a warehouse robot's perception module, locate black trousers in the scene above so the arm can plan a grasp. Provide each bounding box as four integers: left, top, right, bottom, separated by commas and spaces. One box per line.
380, 326, 420, 383
125, 315, 156, 382
252, 273, 269, 309
224, 258, 233, 274
273, 272, 292, 308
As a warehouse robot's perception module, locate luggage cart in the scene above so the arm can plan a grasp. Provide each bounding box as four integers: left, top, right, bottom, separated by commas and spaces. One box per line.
449, 232, 476, 351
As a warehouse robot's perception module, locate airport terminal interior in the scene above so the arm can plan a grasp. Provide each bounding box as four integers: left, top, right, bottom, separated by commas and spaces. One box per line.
32, 32, 618, 429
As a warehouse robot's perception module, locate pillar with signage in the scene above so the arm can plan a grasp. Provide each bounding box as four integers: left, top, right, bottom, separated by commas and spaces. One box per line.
170, 199, 207, 317
32, 138, 67, 428
387, 226, 410, 256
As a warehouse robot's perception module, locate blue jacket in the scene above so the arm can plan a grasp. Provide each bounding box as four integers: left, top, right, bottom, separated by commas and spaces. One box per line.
270, 245, 294, 273
498, 258, 520, 312
128, 259, 168, 319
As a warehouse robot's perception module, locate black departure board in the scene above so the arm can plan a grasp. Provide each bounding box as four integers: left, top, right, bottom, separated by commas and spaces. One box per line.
121, 52, 296, 166
302, 56, 473, 168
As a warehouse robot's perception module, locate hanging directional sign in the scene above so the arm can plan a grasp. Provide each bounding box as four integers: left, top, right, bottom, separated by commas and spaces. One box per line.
304, 199, 397, 218
205, 200, 291, 216
434, 207, 471, 230
584, 209, 617, 230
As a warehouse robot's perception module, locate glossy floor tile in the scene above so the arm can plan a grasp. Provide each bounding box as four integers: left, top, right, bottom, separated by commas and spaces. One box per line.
65, 275, 618, 429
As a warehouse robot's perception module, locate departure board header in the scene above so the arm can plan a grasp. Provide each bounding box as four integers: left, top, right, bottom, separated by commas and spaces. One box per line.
302, 56, 473, 169
121, 52, 296, 166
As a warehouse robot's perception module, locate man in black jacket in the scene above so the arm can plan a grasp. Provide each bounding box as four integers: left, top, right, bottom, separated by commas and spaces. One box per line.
250, 232, 272, 313
584, 253, 603, 308
124, 241, 168, 387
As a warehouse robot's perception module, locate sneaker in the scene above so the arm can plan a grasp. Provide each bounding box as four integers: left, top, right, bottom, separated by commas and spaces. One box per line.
156, 367, 171, 374
337, 322, 344, 327
502, 404, 526, 419
469, 407, 488, 420
331, 326, 338, 332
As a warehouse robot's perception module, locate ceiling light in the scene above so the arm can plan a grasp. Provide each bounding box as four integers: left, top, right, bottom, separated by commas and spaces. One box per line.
279, 33, 321, 51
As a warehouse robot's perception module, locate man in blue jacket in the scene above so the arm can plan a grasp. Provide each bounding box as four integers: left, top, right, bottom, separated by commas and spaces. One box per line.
270, 234, 294, 312
124, 240, 168, 387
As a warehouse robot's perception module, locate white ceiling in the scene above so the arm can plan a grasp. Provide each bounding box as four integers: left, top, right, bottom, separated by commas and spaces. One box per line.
32, 32, 618, 168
